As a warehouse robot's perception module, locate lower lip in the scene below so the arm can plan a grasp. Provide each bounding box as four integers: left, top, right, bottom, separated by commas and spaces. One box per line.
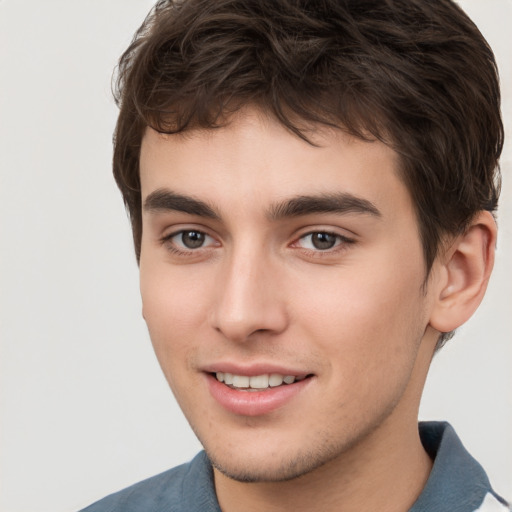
206, 374, 313, 416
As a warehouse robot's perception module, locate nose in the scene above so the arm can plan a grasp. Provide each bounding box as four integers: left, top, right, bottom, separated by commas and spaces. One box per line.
209, 247, 288, 343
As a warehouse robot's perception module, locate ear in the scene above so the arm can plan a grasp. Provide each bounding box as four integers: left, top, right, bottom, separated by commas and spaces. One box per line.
429, 211, 497, 333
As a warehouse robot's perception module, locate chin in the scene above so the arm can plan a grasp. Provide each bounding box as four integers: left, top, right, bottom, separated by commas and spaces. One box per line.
193, 396, 404, 484
201, 426, 360, 484
207, 448, 333, 483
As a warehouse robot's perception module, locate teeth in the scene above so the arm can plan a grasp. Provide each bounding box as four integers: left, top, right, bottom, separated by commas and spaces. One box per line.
232, 375, 250, 388
214, 372, 302, 389
269, 374, 284, 387
249, 375, 269, 389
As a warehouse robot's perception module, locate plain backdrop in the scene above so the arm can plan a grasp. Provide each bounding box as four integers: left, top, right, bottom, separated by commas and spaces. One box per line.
0, 1, 510, 511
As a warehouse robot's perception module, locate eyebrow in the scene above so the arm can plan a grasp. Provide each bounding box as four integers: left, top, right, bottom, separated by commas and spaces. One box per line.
143, 189, 220, 219
143, 189, 381, 221
268, 193, 381, 220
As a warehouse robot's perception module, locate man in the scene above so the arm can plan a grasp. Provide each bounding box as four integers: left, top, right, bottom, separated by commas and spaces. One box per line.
82, 0, 509, 510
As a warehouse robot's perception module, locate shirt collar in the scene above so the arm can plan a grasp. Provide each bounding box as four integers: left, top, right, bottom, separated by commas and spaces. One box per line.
410, 421, 494, 511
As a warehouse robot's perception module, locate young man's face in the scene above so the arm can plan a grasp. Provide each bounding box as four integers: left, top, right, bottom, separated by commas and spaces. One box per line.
139, 108, 440, 482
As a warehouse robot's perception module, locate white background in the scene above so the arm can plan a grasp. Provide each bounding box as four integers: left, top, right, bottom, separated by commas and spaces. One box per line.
0, 1, 510, 511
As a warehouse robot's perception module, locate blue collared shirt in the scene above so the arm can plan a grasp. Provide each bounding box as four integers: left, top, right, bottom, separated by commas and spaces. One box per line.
80, 422, 509, 511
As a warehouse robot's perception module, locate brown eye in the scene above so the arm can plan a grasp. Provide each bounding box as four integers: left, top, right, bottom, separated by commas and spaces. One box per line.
181, 230, 206, 249
310, 232, 338, 250
298, 232, 342, 251
166, 230, 217, 251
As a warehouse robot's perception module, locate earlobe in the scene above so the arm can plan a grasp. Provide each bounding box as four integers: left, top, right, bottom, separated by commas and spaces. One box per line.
429, 211, 496, 333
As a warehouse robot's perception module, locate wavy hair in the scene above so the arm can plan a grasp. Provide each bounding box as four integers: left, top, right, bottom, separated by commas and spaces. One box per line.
112, 0, 503, 345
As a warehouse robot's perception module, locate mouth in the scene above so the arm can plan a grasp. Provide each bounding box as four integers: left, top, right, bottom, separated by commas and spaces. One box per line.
206, 369, 314, 416
212, 372, 312, 391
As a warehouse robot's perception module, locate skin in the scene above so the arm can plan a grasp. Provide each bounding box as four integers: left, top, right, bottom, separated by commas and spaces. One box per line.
138, 107, 495, 512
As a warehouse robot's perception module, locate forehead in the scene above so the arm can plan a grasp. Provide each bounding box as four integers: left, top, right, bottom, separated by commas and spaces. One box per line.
139, 108, 412, 222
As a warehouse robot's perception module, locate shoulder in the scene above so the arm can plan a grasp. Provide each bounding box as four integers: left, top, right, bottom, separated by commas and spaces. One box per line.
79, 451, 221, 512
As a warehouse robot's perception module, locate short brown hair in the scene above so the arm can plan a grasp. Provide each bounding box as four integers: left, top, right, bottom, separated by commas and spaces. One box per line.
113, 0, 502, 284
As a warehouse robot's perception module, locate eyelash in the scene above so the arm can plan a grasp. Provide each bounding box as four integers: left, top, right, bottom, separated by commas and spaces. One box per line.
293, 231, 354, 253
159, 229, 355, 257
160, 229, 218, 256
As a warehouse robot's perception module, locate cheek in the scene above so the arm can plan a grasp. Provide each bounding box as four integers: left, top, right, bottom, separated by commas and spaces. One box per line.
140, 262, 210, 377
141, 257, 210, 325
296, 269, 427, 425
293, 254, 427, 373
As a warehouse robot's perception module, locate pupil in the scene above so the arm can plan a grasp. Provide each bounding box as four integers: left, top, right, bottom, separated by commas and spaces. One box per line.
312, 232, 336, 250
182, 231, 205, 248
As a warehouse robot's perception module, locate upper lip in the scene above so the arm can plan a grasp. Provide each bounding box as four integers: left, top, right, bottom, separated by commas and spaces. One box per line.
201, 362, 311, 378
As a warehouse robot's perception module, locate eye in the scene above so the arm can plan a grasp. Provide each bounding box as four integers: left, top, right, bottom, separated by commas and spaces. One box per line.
297, 231, 349, 251
166, 230, 217, 250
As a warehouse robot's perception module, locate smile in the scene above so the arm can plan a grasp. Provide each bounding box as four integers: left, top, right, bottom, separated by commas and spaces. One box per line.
215, 372, 307, 390
207, 371, 314, 416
